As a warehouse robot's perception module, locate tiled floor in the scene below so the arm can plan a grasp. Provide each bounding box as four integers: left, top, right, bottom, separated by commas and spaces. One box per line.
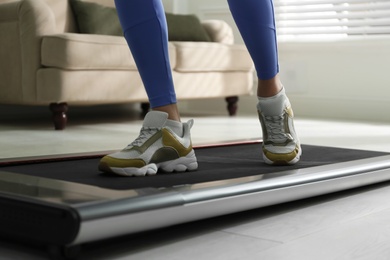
2, 105, 390, 158
2, 105, 390, 259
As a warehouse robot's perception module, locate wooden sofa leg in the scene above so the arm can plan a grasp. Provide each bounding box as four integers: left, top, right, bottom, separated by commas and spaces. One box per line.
225, 96, 239, 116
49, 102, 68, 130
140, 102, 150, 117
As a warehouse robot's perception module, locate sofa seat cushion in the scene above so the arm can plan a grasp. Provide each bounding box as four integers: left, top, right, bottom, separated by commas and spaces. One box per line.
41, 33, 252, 73
41, 33, 177, 70
172, 42, 253, 72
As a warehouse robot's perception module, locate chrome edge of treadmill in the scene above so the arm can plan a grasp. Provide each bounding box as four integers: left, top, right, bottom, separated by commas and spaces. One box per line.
73, 155, 390, 245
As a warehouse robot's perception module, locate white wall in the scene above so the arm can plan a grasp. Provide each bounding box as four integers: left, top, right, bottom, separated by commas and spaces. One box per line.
161, 0, 174, 12
278, 39, 390, 122
162, 0, 188, 14
171, 0, 390, 123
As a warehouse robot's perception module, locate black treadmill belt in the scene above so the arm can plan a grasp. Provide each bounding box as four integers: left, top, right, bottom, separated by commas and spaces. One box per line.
1, 143, 388, 190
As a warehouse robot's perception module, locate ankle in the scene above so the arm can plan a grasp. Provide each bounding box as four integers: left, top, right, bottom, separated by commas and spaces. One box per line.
152, 104, 181, 121
257, 75, 283, 97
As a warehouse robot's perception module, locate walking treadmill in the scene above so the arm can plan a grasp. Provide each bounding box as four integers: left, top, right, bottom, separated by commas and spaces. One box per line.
1, 153, 390, 258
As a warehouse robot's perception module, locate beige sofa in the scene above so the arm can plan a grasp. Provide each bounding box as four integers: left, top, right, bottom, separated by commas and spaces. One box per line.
0, 0, 254, 129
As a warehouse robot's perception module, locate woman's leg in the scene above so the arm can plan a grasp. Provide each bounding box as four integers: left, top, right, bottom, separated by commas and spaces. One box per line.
99, 0, 198, 176
114, 0, 180, 120
227, 0, 282, 97
228, 0, 301, 165
228, 0, 278, 80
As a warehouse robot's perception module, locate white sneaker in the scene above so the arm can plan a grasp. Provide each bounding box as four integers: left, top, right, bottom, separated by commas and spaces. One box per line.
258, 88, 302, 165
98, 111, 198, 176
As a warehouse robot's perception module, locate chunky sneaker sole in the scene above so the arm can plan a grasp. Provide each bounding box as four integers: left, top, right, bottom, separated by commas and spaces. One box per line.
258, 88, 301, 166
98, 111, 198, 177
99, 150, 198, 177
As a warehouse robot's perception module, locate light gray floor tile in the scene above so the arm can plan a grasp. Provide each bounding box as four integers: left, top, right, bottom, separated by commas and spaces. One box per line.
223, 184, 390, 243
254, 205, 390, 260
108, 231, 279, 260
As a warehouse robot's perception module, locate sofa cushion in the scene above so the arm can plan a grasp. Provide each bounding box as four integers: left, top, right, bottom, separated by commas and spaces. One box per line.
41, 33, 251, 72
69, 0, 211, 42
69, 0, 122, 36
172, 42, 253, 72
165, 13, 211, 42
41, 33, 177, 70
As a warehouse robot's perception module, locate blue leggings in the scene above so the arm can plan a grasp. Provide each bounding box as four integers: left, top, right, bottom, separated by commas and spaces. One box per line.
115, 0, 279, 108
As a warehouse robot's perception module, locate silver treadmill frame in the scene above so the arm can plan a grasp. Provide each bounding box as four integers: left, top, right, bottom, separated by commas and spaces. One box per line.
2, 153, 390, 246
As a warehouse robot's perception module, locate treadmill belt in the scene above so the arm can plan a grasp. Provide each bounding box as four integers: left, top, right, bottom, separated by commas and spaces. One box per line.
1, 143, 388, 190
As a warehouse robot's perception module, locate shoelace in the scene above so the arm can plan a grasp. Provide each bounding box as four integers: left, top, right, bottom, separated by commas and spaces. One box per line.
264, 115, 291, 141
127, 127, 160, 147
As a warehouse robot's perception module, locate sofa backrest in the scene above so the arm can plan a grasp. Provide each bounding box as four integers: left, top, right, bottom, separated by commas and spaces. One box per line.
0, 0, 117, 35
43, 0, 115, 33
0, 0, 116, 33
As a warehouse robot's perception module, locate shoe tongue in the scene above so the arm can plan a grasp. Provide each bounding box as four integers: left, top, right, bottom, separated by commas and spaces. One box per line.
258, 98, 285, 116
143, 111, 168, 128
257, 90, 288, 116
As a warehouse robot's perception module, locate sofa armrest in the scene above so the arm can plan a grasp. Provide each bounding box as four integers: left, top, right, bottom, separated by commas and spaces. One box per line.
0, 0, 56, 103
201, 20, 234, 45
